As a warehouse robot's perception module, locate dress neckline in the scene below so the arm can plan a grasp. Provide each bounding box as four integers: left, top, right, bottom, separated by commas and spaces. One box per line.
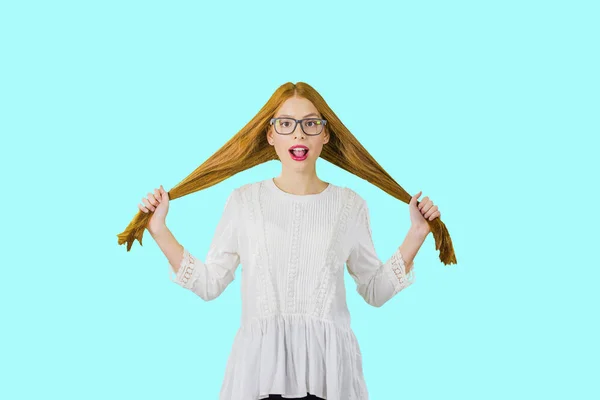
264, 178, 334, 201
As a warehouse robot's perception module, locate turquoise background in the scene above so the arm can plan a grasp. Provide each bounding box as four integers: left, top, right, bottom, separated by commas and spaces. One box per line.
2, 0, 598, 398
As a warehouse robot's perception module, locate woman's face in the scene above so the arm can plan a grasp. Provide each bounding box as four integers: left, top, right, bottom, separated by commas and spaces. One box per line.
267, 96, 329, 169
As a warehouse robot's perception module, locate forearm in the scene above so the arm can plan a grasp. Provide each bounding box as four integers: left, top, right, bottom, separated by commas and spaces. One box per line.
149, 225, 184, 274
398, 226, 428, 273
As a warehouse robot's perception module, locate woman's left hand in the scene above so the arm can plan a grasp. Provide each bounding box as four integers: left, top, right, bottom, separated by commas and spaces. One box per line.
409, 191, 441, 235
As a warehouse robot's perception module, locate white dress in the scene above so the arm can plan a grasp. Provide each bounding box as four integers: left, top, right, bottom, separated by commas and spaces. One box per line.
169, 178, 415, 400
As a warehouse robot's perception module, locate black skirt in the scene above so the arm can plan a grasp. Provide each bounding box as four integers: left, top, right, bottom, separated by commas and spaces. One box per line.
266, 394, 325, 400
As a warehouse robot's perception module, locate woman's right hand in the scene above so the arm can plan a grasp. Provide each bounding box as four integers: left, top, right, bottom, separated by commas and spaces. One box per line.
138, 185, 170, 235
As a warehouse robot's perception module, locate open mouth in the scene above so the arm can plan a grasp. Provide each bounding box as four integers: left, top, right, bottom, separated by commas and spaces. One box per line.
289, 148, 309, 160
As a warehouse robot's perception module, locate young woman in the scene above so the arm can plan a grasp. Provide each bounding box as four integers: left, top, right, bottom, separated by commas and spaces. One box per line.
126, 82, 448, 400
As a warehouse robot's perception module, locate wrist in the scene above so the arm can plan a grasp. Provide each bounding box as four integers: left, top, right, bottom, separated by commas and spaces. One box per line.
149, 224, 169, 237
409, 225, 429, 241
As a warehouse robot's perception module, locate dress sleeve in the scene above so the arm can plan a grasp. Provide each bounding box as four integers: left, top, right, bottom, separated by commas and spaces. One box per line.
345, 198, 415, 307
169, 188, 242, 301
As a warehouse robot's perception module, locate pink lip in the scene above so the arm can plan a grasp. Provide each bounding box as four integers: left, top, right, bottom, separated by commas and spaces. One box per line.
289, 146, 309, 161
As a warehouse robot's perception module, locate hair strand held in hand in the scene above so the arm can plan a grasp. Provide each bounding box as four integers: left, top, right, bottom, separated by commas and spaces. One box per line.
116, 82, 457, 265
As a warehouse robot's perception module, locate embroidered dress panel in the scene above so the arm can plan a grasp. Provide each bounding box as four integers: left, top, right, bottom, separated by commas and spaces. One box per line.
169, 179, 415, 400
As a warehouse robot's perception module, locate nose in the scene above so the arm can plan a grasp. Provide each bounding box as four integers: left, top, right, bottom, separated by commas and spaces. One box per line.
292, 121, 306, 138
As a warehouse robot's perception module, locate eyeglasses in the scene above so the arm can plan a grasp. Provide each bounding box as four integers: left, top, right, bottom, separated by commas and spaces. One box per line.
269, 117, 328, 136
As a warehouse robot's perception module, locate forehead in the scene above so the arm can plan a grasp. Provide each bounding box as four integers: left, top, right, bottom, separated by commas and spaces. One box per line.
275, 96, 320, 118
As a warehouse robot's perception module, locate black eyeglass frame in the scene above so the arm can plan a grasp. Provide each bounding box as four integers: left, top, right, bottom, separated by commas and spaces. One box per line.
269, 117, 328, 136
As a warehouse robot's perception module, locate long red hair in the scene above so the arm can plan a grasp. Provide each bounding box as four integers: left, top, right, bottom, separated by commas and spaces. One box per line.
117, 82, 456, 265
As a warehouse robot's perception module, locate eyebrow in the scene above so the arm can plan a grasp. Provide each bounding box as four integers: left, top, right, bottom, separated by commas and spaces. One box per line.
276, 113, 320, 119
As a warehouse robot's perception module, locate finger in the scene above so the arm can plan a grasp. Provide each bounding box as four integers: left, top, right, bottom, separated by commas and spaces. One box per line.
142, 197, 156, 211
419, 199, 431, 212
142, 198, 154, 211
154, 188, 161, 202
148, 192, 159, 206
428, 210, 441, 221
410, 191, 422, 206
151, 193, 161, 206
418, 196, 429, 210
138, 203, 149, 213
425, 205, 438, 219
160, 185, 168, 200
423, 202, 436, 216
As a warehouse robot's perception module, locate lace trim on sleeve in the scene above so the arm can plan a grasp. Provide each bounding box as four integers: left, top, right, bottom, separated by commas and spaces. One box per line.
170, 247, 198, 289
387, 249, 415, 293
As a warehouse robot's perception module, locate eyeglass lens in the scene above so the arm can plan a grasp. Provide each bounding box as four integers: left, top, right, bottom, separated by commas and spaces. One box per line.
274, 118, 324, 135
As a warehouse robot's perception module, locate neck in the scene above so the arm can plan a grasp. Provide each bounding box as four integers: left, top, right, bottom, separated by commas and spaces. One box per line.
273, 171, 328, 196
